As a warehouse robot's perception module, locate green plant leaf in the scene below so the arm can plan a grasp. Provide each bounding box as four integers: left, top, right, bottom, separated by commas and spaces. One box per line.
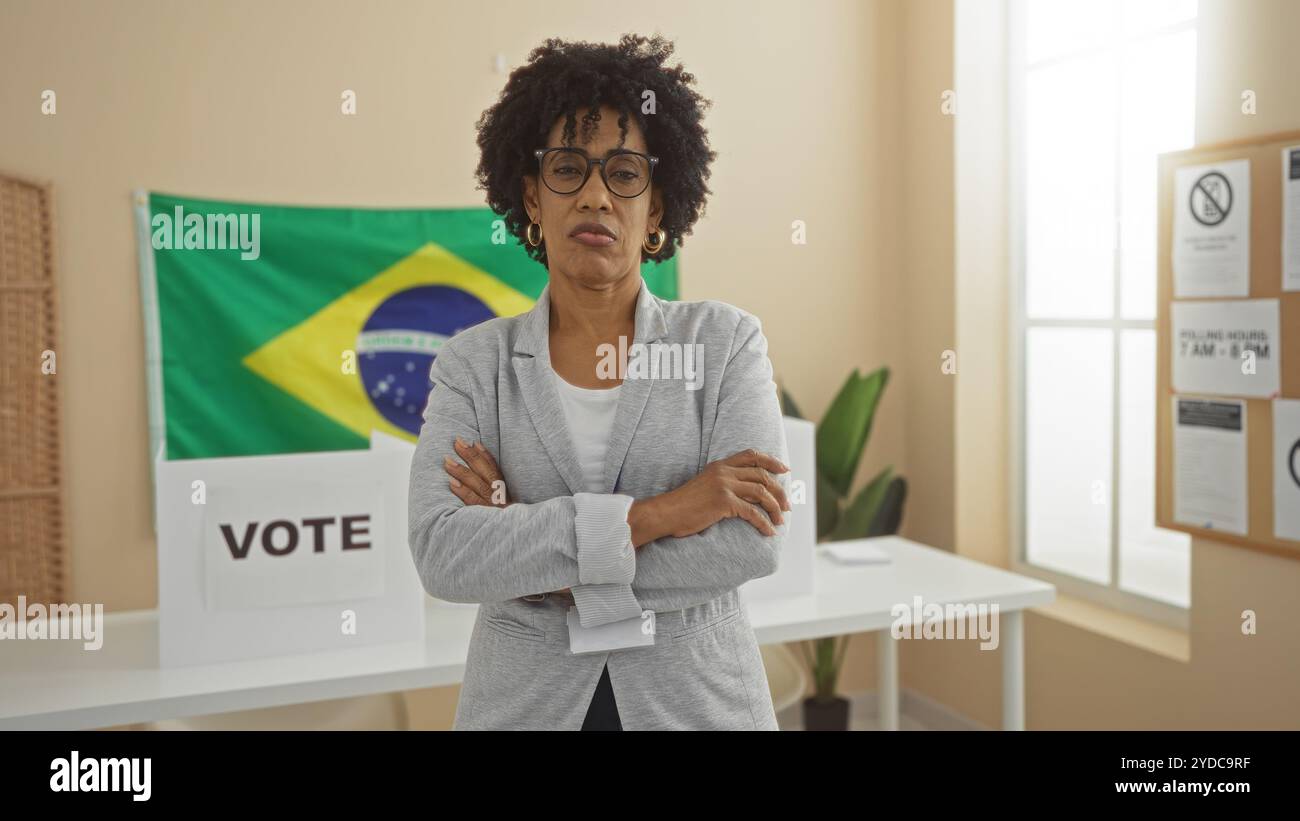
815, 470, 840, 540
813, 637, 837, 696
816, 367, 889, 498
867, 476, 908, 537
832, 634, 850, 683
829, 466, 894, 541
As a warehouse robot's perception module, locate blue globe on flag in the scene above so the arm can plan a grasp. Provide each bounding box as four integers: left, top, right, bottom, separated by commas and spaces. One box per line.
357, 285, 495, 435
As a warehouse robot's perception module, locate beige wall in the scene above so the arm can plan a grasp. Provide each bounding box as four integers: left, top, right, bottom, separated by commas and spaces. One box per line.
901, 0, 956, 553
0, 0, 924, 728
953, 0, 1008, 571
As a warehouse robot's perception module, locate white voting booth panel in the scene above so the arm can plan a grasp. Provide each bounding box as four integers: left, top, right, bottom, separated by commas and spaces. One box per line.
155, 443, 425, 667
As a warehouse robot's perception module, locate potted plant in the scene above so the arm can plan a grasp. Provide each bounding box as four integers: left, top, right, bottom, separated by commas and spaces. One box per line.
780, 367, 907, 731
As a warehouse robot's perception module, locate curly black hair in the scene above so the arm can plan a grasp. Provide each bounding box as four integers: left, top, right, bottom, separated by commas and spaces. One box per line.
474, 33, 716, 268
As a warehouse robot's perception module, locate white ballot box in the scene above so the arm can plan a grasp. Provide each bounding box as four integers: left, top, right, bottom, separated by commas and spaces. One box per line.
155, 442, 425, 667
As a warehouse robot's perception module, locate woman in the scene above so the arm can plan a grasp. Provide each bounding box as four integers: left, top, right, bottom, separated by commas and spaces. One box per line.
408, 34, 791, 731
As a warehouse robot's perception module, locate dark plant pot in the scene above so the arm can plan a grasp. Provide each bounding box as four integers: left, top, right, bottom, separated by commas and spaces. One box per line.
802, 695, 850, 731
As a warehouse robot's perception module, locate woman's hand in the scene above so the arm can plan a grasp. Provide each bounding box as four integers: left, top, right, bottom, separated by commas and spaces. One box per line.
443, 437, 510, 508
631, 449, 791, 544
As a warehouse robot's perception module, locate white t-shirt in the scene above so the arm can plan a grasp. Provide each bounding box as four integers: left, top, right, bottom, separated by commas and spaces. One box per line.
550, 365, 622, 492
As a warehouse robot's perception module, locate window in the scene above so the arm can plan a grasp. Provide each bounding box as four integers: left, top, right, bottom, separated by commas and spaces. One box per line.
1009, 0, 1197, 627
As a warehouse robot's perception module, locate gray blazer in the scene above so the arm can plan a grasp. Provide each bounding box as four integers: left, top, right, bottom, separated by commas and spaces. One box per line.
408, 276, 789, 730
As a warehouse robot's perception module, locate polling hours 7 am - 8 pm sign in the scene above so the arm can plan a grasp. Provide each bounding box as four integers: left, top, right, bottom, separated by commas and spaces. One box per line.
155, 443, 425, 667
1171, 298, 1281, 398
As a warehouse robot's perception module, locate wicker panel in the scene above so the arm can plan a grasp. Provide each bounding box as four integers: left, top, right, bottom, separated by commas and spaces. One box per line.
0, 496, 64, 604
0, 172, 66, 607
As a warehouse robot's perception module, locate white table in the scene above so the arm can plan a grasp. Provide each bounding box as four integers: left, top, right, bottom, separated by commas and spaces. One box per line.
745, 536, 1055, 730
0, 537, 1053, 730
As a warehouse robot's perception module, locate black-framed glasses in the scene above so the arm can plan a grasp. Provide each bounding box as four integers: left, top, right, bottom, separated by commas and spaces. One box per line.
534, 147, 658, 198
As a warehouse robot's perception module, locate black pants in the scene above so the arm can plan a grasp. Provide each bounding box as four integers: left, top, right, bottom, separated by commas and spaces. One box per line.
580, 663, 622, 731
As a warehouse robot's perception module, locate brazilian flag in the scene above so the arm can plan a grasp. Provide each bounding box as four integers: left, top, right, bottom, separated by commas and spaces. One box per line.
134, 192, 678, 460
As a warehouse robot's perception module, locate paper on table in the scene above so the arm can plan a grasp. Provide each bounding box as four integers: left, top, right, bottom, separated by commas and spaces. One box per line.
1173, 159, 1250, 298
1173, 397, 1248, 536
823, 541, 894, 565
1273, 399, 1300, 542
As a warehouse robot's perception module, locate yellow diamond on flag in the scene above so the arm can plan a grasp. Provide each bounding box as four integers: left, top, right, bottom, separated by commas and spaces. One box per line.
243, 241, 534, 442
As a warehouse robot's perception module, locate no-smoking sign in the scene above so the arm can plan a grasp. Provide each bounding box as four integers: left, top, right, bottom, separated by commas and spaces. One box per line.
1189, 170, 1233, 226
1173, 158, 1249, 298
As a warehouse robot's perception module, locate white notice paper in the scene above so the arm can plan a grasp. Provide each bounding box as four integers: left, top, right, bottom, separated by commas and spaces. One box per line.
1174, 159, 1251, 297
1283, 146, 1300, 291
1173, 397, 1248, 536
1171, 299, 1280, 398
824, 540, 894, 565
1273, 399, 1300, 542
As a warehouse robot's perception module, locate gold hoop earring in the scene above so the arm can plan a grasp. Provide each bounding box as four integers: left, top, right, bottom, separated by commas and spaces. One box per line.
643, 228, 665, 255
526, 220, 543, 247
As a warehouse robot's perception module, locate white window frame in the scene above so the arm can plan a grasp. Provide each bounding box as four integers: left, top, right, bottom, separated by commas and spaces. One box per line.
1006, 0, 1195, 631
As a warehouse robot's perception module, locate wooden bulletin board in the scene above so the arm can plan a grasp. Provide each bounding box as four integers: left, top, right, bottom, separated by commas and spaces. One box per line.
1156, 129, 1300, 561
